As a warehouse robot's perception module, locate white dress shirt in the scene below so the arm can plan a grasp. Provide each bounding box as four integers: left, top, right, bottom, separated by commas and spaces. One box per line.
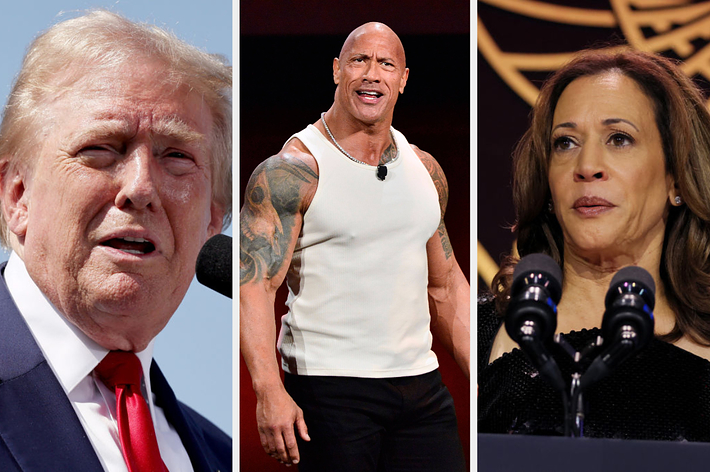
4, 252, 194, 472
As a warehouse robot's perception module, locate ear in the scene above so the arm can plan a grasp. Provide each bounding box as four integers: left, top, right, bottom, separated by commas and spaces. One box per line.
0, 163, 30, 239
206, 200, 225, 239
333, 58, 341, 85
399, 67, 409, 94
668, 177, 682, 206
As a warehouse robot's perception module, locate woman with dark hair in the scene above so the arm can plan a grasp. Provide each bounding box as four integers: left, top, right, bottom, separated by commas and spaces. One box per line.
479, 48, 710, 440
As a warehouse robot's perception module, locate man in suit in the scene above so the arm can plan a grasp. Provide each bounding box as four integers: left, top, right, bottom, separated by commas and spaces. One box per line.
0, 10, 231, 471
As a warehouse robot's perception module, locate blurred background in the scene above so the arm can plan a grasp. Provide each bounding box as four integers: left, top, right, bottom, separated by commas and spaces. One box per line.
0, 0, 232, 436
239, 0, 470, 469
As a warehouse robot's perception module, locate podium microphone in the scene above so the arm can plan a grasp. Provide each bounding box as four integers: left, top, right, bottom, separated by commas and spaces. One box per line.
196, 234, 232, 298
580, 266, 655, 390
505, 253, 565, 393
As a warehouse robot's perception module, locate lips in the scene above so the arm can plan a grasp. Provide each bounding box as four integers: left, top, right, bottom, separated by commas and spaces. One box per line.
99, 234, 157, 256
357, 90, 383, 97
356, 89, 383, 103
572, 196, 615, 216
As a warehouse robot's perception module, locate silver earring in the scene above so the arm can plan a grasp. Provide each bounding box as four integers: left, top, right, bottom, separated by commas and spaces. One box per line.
548, 200, 554, 212
675, 196, 682, 205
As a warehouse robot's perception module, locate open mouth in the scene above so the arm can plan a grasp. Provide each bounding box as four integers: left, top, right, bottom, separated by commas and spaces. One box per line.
357, 90, 383, 98
100, 237, 156, 255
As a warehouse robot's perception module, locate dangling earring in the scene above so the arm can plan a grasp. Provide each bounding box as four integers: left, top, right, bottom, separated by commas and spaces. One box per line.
548, 200, 554, 212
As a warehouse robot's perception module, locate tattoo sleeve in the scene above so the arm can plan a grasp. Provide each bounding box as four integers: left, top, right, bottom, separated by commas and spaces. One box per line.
239, 155, 318, 286
420, 151, 453, 259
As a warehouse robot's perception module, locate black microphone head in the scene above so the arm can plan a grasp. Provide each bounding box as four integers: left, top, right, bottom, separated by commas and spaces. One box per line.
602, 265, 655, 349
196, 234, 232, 298
512, 253, 563, 304
506, 253, 563, 344
605, 265, 656, 309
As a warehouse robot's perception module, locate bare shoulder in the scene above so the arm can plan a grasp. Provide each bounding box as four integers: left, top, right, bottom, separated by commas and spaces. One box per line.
280, 137, 319, 176
259, 138, 319, 186
411, 144, 449, 214
245, 139, 319, 213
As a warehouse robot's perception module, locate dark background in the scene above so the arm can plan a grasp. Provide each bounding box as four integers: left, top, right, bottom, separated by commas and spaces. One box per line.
477, 0, 627, 290
239, 1, 470, 470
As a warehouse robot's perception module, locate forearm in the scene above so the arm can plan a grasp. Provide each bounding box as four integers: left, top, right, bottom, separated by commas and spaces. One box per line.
429, 264, 471, 379
239, 283, 284, 395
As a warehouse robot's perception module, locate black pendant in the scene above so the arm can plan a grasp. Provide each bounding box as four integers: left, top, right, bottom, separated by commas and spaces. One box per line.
377, 165, 387, 181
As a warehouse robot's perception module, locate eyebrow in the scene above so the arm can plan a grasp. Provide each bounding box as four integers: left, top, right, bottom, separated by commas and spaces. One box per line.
152, 115, 207, 147
63, 120, 134, 147
62, 115, 206, 150
602, 118, 639, 132
551, 122, 576, 133
551, 118, 640, 133
349, 53, 398, 65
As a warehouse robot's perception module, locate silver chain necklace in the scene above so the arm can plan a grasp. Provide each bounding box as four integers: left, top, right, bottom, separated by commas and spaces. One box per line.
320, 112, 395, 181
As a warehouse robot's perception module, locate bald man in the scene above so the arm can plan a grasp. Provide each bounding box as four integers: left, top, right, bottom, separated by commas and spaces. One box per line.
240, 23, 469, 471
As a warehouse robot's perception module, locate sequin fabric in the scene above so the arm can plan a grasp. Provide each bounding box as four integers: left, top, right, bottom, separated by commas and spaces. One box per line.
478, 294, 710, 441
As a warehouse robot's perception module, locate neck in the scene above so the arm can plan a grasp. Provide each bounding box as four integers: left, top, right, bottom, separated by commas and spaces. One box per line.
316, 107, 394, 166
556, 245, 675, 335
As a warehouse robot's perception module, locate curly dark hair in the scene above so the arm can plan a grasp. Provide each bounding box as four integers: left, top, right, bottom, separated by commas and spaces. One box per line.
493, 48, 710, 345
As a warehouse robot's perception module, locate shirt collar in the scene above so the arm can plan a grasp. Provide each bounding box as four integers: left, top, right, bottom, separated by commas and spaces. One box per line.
4, 252, 155, 394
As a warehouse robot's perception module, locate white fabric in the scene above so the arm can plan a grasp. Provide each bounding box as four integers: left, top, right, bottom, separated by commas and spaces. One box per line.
278, 125, 440, 377
4, 252, 193, 472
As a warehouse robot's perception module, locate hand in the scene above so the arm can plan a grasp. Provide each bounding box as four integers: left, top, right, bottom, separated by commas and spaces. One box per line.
256, 386, 311, 466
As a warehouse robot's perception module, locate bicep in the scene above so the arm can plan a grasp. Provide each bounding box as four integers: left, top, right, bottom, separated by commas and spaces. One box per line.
239, 155, 317, 291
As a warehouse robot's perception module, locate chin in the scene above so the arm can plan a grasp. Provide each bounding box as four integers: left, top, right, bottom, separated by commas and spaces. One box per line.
89, 272, 179, 317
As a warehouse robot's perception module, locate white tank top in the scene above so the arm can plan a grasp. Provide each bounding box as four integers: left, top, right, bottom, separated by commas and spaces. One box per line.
277, 124, 440, 377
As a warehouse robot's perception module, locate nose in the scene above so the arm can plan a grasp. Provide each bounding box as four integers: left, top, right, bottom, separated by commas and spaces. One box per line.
363, 61, 380, 82
574, 144, 608, 182
115, 147, 160, 210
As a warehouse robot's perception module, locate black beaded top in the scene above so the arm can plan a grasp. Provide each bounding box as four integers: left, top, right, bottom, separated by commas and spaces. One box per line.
478, 293, 710, 441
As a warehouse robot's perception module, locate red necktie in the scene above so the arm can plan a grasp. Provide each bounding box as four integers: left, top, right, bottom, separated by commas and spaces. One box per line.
95, 351, 169, 472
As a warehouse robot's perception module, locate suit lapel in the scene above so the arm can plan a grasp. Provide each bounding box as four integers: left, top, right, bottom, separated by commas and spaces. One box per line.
0, 271, 103, 472
150, 362, 219, 472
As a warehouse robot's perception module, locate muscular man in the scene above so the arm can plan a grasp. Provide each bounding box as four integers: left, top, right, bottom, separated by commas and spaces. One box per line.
240, 22, 469, 471
0, 11, 231, 471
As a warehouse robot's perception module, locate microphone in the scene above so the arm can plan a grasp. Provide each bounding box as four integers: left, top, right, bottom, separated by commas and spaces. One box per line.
580, 266, 655, 390
505, 253, 565, 393
376, 165, 387, 180
196, 234, 232, 298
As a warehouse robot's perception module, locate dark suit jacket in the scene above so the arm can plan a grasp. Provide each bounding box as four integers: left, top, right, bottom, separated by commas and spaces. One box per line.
0, 266, 232, 471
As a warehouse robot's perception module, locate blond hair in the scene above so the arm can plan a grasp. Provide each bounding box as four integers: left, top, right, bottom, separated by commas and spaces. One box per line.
0, 10, 232, 246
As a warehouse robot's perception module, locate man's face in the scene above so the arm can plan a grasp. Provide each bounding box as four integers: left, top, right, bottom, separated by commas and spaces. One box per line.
9, 60, 223, 350
333, 25, 409, 125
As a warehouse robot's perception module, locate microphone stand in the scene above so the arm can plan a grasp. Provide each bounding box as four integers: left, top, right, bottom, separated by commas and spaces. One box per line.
570, 373, 583, 437
553, 334, 604, 437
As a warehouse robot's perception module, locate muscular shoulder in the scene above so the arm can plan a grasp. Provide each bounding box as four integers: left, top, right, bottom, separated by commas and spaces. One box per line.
246, 140, 319, 214
240, 141, 319, 286
412, 144, 449, 216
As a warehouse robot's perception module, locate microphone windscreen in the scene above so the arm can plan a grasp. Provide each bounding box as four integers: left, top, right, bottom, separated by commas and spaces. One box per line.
196, 234, 232, 298
609, 265, 656, 297
512, 253, 563, 302
514, 253, 563, 283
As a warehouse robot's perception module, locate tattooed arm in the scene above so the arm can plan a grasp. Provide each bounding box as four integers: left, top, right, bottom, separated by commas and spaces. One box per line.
240, 142, 318, 465
415, 146, 471, 380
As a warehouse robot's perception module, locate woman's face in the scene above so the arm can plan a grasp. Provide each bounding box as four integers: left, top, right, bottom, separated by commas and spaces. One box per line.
548, 72, 676, 265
